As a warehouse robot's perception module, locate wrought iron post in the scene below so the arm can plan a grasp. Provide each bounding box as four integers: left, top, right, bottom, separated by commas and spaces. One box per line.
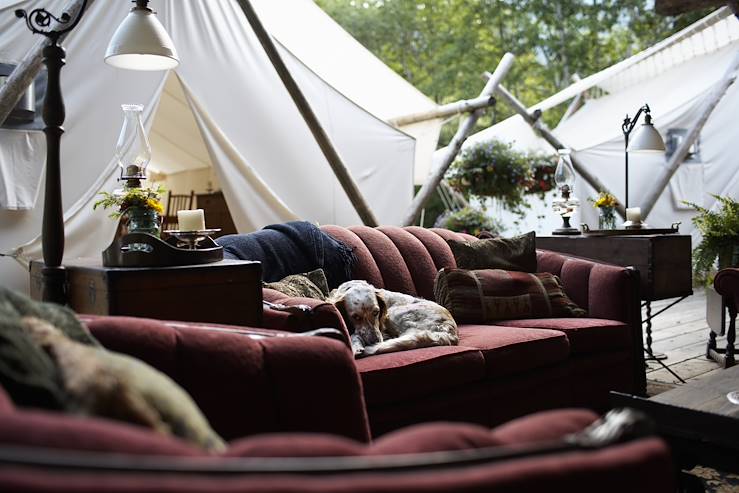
16, 2, 89, 304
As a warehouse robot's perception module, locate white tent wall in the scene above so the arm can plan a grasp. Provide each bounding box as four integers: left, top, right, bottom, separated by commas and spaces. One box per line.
0, 0, 422, 294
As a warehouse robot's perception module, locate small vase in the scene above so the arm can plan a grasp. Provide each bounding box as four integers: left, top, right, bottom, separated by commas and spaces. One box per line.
598, 206, 616, 230
125, 206, 160, 237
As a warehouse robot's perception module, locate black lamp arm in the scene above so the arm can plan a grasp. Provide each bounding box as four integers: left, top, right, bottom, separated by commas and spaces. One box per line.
15, 0, 89, 41
622, 104, 651, 138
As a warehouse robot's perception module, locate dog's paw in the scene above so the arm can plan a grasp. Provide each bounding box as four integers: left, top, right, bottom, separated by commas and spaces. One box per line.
362, 344, 380, 357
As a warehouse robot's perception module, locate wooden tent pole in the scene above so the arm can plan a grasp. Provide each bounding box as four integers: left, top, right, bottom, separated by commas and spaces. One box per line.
0, 0, 93, 127
401, 53, 515, 227
641, 51, 739, 218
389, 94, 496, 127
493, 83, 626, 218
236, 0, 378, 227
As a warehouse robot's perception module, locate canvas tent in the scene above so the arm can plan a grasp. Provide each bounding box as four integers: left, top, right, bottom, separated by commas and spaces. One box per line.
440, 8, 739, 238
0, 0, 443, 293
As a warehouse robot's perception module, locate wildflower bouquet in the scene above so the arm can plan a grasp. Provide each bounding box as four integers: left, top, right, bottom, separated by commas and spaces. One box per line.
93, 184, 166, 219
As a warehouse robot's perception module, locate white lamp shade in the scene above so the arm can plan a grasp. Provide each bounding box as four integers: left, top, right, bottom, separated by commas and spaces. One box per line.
628, 122, 666, 153
105, 7, 179, 71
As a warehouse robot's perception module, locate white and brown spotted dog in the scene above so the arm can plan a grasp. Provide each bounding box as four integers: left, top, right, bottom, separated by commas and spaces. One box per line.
327, 280, 458, 357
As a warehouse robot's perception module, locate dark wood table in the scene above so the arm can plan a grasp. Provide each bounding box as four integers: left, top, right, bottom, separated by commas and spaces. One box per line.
537, 234, 693, 368
611, 365, 739, 478
30, 258, 263, 327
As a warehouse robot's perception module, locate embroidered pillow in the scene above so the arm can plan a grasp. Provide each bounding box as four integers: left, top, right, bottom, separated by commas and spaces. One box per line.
448, 231, 537, 273
263, 268, 330, 300
434, 268, 586, 323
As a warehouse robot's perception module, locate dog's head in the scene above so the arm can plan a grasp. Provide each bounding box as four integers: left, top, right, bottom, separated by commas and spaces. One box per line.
328, 280, 387, 346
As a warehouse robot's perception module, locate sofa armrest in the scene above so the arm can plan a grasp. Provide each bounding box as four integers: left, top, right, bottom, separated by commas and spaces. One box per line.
81, 316, 370, 443
262, 289, 350, 341
537, 250, 645, 395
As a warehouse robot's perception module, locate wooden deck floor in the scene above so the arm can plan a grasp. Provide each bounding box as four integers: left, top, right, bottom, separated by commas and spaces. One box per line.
645, 289, 725, 391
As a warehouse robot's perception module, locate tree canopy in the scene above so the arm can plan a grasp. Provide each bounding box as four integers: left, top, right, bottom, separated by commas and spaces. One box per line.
316, 0, 712, 143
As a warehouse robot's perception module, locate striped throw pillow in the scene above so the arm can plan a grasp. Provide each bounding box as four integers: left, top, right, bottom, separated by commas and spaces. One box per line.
434, 268, 586, 323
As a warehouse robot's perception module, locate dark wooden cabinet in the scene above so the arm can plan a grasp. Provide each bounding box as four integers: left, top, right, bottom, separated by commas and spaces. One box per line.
537, 234, 693, 301
30, 259, 262, 327
196, 191, 237, 237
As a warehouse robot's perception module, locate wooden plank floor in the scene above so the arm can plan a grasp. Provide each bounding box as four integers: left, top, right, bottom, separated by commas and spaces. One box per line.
645, 289, 725, 391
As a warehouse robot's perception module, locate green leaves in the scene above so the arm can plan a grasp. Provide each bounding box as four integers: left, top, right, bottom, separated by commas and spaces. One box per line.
685, 195, 739, 285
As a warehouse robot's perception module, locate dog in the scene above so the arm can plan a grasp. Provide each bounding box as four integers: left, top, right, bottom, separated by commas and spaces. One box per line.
327, 280, 458, 357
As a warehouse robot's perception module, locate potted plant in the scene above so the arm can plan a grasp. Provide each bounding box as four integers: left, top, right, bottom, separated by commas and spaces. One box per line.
588, 191, 618, 230
685, 194, 739, 285
94, 184, 166, 237
434, 205, 502, 237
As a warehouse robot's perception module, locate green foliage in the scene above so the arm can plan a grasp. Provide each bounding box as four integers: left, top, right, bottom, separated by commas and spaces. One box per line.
445, 140, 554, 217
684, 195, 739, 285
435, 205, 502, 237
93, 185, 166, 219
316, 0, 712, 137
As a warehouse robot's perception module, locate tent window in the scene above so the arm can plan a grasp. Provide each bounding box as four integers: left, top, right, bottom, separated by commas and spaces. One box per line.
666, 128, 701, 163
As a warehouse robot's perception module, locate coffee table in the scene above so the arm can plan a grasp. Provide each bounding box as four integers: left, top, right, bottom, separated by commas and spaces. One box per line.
611, 365, 739, 477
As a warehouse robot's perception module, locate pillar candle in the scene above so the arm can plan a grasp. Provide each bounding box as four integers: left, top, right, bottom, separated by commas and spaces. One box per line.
178, 209, 205, 231
625, 207, 642, 223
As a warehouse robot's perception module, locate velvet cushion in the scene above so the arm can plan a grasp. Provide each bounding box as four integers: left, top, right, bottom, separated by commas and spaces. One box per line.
435, 268, 586, 323
356, 346, 486, 405
263, 268, 329, 300
498, 318, 631, 355
457, 325, 570, 377
227, 433, 363, 457
490, 408, 599, 444
448, 231, 537, 272
22, 317, 226, 452
370, 421, 501, 455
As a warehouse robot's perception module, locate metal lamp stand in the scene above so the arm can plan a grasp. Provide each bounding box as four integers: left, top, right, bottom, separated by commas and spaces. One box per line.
15, 1, 89, 304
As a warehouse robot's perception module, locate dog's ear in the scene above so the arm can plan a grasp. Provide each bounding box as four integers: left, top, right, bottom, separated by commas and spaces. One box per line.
376, 292, 388, 324
327, 291, 352, 334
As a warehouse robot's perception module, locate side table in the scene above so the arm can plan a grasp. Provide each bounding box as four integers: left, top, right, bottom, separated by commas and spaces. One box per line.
30, 258, 263, 327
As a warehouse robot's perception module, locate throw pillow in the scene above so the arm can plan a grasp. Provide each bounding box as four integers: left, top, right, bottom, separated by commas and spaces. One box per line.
263, 268, 330, 300
21, 316, 226, 453
448, 231, 537, 273
434, 268, 586, 323
0, 287, 100, 411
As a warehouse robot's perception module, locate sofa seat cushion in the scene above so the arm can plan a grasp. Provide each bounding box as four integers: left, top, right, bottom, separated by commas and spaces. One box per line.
227, 433, 363, 457
356, 347, 486, 405
457, 325, 570, 378
497, 318, 631, 355
369, 421, 502, 455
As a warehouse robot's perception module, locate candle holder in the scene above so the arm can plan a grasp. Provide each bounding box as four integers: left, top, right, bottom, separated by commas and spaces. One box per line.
164, 229, 221, 250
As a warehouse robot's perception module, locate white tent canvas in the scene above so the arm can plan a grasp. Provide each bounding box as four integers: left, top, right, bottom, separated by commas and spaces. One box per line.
0, 0, 442, 293
442, 9, 739, 239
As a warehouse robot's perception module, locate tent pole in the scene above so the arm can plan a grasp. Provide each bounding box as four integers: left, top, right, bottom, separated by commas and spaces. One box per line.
235, 0, 378, 227
0, 0, 94, 127
389, 94, 496, 127
558, 74, 584, 125
493, 83, 626, 218
641, 50, 739, 218
401, 53, 515, 227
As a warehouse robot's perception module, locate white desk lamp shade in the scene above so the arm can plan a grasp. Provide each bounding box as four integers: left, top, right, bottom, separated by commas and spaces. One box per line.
105, 7, 179, 71
628, 122, 666, 153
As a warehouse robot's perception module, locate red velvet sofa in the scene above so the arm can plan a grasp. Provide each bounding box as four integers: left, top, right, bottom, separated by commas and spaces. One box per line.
0, 315, 674, 492
262, 226, 645, 436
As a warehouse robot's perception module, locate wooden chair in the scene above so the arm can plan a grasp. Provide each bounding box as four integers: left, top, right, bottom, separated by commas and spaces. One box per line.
162, 191, 195, 231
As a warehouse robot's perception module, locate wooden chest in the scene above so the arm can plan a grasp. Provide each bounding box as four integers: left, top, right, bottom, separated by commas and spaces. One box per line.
536, 234, 693, 301
31, 258, 262, 327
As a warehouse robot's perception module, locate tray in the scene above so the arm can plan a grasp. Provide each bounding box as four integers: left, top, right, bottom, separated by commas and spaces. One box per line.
580, 223, 680, 237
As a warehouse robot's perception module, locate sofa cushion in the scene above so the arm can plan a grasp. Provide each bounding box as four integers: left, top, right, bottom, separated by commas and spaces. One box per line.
435, 269, 586, 323
448, 231, 537, 272
369, 421, 501, 455
356, 346, 486, 405
227, 433, 363, 457
457, 325, 570, 378
497, 318, 631, 355
0, 385, 14, 413
490, 408, 599, 444
0, 410, 201, 456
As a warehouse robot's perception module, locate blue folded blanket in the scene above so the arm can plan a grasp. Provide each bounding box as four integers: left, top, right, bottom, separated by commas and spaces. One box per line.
216, 221, 356, 288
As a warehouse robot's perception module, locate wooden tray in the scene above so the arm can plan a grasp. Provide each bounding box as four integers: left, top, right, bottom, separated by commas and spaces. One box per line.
580, 223, 680, 236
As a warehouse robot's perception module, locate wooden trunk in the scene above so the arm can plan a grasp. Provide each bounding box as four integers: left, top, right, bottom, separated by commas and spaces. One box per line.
536, 234, 693, 301
30, 258, 263, 327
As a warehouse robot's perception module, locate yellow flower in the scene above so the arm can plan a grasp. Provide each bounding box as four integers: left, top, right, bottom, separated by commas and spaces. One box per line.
147, 198, 164, 214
